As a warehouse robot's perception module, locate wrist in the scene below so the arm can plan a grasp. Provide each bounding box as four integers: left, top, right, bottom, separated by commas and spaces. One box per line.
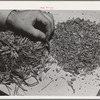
6, 10, 17, 29
0, 10, 12, 29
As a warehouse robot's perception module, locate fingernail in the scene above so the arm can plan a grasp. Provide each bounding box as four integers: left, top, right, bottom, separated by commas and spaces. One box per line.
41, 34, 46, 39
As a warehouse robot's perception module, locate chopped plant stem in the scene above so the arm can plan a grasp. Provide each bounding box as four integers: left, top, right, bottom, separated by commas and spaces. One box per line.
5, 84, 11, 95
13, 84, 17, 95
15, 85, 19, 95
41, 80, 54, 91
67, 81, 75, 93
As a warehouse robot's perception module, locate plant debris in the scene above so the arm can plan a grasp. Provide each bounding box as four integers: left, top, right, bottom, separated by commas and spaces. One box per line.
50, 18, 100, 75
0, 30, 49, 93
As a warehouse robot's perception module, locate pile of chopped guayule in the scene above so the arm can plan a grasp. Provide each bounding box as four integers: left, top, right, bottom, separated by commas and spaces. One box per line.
1, 17, 100, 93
0, 30, 49, 92
51, 18, 100, 74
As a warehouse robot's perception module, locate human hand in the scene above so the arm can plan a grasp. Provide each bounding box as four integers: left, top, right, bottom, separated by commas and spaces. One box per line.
6, 10, 54, 42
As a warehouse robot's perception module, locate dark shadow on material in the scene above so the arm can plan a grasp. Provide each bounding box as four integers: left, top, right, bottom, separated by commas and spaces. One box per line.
0, 90, 8, 96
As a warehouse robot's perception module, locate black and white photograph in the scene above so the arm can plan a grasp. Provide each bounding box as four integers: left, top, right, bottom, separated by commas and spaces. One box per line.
1, 9, 100, 97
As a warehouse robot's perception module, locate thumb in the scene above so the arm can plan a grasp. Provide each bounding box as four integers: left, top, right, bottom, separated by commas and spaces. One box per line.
26, 26, 46, 41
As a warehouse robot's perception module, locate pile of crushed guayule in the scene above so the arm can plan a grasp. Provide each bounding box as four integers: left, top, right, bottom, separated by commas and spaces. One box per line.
0, 18, 100, 93
51, 18, 100, 75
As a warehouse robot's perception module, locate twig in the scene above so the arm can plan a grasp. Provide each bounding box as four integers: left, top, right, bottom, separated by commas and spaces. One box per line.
5, 84, 11, 95
67, 81, 75, 94
13, 84, 17, 95
41, 80, 54, 91
0, 39, 12, 48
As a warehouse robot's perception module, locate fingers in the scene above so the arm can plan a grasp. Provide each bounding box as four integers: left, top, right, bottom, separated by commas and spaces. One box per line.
48, 12, 55, 33
37, 12, 52, 40
42, 12, 55, 33
24, 11, 55, 41
24, 26, 46, 41
47, 12, 55, 32
42, 11, 55, 40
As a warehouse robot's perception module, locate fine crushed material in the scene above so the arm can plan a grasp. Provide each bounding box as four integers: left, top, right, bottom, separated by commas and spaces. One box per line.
51, 18, 100, 74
